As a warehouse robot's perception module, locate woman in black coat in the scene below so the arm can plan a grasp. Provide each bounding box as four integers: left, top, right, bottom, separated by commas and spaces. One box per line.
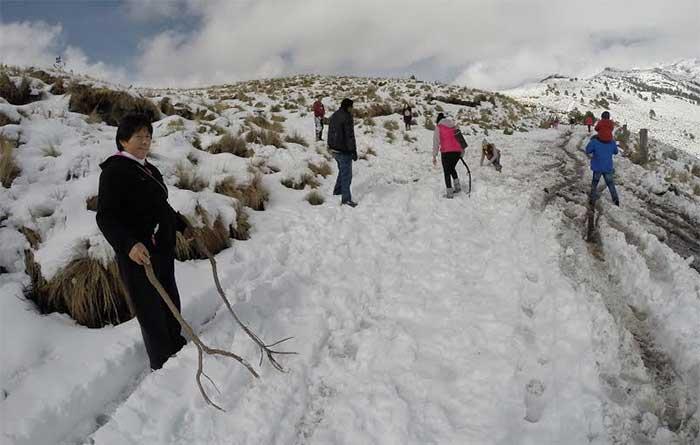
96, 114, 189, 370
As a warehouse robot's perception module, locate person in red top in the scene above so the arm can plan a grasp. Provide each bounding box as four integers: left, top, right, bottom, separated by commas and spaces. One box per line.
584, 115, 594, 133
313, 98, 325, 141
594, 111, 614, 142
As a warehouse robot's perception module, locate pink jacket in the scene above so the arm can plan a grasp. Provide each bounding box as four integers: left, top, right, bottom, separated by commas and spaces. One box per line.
433, 119, 463, 154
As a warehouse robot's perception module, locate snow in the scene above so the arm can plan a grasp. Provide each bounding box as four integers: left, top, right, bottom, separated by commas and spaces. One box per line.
1, 70, 699, 444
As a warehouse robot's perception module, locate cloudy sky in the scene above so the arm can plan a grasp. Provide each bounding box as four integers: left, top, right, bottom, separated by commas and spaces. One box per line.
1, 0, 698, 90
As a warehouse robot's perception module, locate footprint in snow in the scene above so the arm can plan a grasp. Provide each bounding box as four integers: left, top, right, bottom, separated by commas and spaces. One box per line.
524, 379, 546, 423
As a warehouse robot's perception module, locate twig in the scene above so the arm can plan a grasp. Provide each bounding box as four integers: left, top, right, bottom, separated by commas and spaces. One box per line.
184, 218, 297, 372
144, 264, 259, 412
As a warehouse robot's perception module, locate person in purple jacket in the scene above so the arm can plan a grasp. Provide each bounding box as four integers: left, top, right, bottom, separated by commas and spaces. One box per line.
586, 136, 620, 206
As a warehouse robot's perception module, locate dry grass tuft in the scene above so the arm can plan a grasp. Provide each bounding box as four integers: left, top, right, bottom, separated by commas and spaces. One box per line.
174, 163, 209, 192
285, 131, 309, 147
86, 195, 98, 212
0, 74, 38, 105
49, 78, 67, 95
308, 161, 332, 177
231, 203, 251, 240
0, 135, 21, 188
175, 207, 231, 261
245, 115, 285, 133
305, 190, 325, 205
24, 248, 133, 328
214, 174, 269, 211
208, 133, 252, 157
245, 128, 286, 148
383, 120, 400, 131
68, 83, 160, 126
0, 112, 19, 127
281, 173, 320, 190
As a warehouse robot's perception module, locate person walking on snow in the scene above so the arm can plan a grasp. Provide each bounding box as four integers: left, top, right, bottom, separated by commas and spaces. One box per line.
594, 111, 614, 142
328, 98, 358, 207
480, 139, 502, 172
403, 104, 413, 131
584, 115, 594, 133
586, 136, 620, 206
313, 97, 326, 141
432, 113, 464, 199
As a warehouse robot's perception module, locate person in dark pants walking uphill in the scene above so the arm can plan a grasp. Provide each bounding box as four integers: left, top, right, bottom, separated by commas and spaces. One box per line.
96, 114, 192, 370
328, 98, 358, 207
432, 113, 464, 199
586, 136, 620, 206
313, 97, 326, 141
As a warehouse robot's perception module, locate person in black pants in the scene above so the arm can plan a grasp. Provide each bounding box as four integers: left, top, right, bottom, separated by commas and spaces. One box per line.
432, 113, 464, 198
96, 114, 191, 370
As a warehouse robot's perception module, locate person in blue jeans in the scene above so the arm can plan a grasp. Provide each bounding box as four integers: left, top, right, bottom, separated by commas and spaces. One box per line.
327, 98, 358, 207
585, 136, 620, 206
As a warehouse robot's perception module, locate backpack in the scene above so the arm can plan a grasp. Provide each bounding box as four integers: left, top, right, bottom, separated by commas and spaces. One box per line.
454, 128, 468, 150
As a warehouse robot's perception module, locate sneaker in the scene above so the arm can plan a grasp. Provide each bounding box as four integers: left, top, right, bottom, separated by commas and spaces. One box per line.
342, 200, 358, 207
453, 180, 461, 193
613, 199, 620, 207
445, 188, 454, 199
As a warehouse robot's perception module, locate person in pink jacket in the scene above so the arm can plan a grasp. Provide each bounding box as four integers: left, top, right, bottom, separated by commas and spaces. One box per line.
432, 113, 464, 198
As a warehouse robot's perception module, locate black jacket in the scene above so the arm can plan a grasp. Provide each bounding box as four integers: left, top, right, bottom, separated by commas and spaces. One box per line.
96, 155, 186, 256
327, 108, 357, 154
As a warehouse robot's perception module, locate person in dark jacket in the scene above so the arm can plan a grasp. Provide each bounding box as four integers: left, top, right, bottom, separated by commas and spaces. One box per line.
96, 114, 190, 370
402, 104, 413, 131
327, 98, 358, 207
585, 136, 620, 206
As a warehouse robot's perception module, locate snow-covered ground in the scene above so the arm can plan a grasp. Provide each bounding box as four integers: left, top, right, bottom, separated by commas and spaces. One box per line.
1, 69, 699, 444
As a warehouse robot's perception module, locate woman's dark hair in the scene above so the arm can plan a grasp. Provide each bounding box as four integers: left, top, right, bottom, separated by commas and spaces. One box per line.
116, 114, 153, 151
340, 98, 354, 110
601, 111, 610, 120
436, 112, 445, 124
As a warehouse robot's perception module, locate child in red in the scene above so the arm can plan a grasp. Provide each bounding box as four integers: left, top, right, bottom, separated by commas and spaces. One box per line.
594, 111, 614, 142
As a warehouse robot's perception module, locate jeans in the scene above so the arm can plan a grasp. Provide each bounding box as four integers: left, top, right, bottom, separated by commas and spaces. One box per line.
441, 152, 461, 188
590, 171, 619, 204
333, 152, 353, 203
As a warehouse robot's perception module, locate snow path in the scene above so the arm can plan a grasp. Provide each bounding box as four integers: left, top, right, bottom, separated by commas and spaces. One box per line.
90, 130, 606, 445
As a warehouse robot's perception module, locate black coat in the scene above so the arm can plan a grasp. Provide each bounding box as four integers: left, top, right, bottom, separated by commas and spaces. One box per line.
327, 108, 357, 154
96, 155, 186, 256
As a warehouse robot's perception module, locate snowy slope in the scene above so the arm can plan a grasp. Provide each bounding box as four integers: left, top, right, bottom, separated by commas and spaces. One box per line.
1, 68, 699, 444
504, 60, 700, 157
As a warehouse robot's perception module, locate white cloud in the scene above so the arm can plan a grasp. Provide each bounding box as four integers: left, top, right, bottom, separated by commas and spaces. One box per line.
133, 0, 700, 89
0, 21, 127, 84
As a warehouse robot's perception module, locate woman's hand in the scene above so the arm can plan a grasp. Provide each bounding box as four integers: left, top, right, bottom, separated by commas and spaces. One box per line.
129, 242, 151, 265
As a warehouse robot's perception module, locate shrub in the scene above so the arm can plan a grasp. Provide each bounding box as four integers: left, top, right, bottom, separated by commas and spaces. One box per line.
308, 161, 332, 177
24, 247, 133, 328
271, 114, 286, 123
165, 118, 185, 134
305, 190, 325, 205
691, 164, 700, 178
50, 78, 66, 95
0, 74, 37, 105
285, 131, 309, 147
424, 118, 435, 130
0, 111, 19, 127
0, 136, 20, 188
68, 83, 160, 126
230, 203, 251, 240
208, 133, 252, 157
363, 117, 376, 127
174, 163, 208, 192
355, 102, 394, 118
245, 115, 285, 133
270, 104, 282, 113
281, 173, 319, 190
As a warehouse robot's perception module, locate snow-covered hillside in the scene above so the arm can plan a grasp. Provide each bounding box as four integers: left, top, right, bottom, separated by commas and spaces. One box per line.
504, 59, 700, 157
1, 67, 699, 444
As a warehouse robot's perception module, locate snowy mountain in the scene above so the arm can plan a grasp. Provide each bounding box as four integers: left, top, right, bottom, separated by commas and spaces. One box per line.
1, 66, 699, 445
504, 59, 700, 157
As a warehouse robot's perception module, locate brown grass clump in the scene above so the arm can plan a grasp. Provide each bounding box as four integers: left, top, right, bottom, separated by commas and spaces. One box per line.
174, 163, 209, 192
208, 133, 253, 157
270, 114, 286, 122
245, 115, 285, 133
0, 74, 38, 105
354, 102, 394, 118
49, 77, 66, 95
214, 174, 269, 211
281, 173, 320, 190
86, 195, 98, 211
0, 136, 21, 188
24, 247, 133, 328
305, 190, 325, 206
68, 83, 160, 126
231, 203, 251, 240
285, 131, 309, 147
245, 128, 286, 148
308, 161, 332, 177
0, 112, 19, 127
174, 207, 231, 261
383, 120, 399, 131
27, 69, 58, 85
